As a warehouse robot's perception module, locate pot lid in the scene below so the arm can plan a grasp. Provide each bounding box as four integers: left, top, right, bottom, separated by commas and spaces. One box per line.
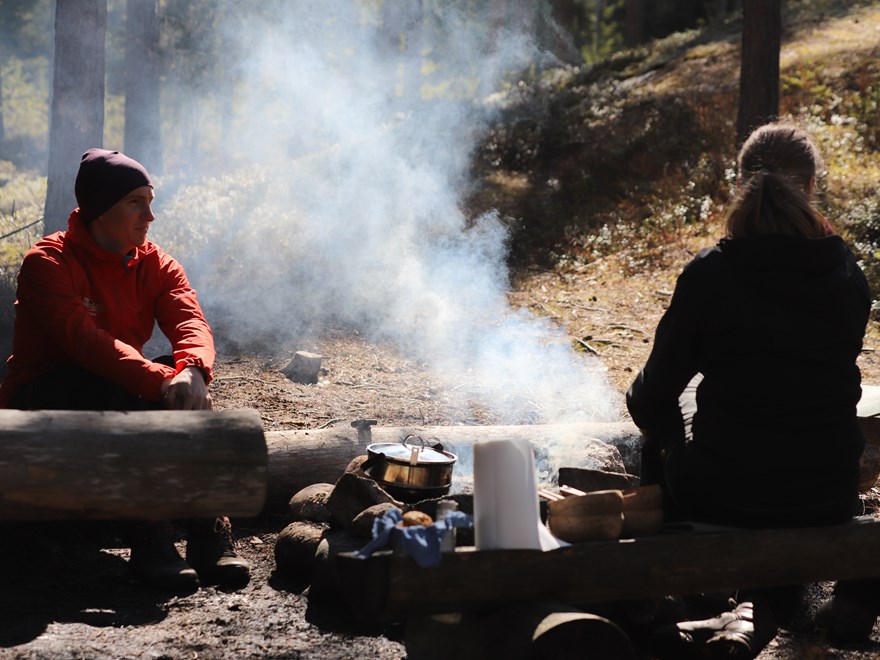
368, 441, 456, 464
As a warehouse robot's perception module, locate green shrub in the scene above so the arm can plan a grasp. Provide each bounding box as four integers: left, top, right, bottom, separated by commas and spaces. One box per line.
0, 162, 45, 360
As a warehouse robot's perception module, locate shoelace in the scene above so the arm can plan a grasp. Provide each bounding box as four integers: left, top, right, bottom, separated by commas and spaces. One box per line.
214, 516, 236, 553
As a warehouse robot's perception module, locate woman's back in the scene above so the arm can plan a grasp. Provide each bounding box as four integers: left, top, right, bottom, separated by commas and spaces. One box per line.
683, 234, 868, 522
627, 123, 871, 527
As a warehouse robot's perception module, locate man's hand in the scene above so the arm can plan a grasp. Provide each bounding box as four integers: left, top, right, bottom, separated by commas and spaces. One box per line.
160, 366, 212, 410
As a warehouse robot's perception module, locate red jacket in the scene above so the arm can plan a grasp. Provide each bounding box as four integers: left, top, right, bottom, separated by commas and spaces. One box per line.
0, 210, 215, 407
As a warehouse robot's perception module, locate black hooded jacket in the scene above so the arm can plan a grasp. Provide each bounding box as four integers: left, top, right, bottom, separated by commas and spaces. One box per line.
627, 234, 870, 523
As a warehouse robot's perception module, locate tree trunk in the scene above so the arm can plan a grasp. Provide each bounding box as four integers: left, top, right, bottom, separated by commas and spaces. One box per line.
44, 0, 107, 235
735, 0, 781, 150
0, 62, 5, 146
0, 409, 267, 521
544, 0, 581, 65
624, 0, 645, 47
487, 0, 507, 55
711, 0, 728, 26
124, 0, 162, 175
551, 0, 576, 36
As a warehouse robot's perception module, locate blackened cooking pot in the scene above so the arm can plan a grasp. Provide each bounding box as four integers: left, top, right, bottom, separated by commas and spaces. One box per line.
364, 435, 456, 501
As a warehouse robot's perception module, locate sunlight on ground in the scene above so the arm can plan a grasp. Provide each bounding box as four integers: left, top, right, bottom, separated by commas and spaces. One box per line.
784, 6, 880, 70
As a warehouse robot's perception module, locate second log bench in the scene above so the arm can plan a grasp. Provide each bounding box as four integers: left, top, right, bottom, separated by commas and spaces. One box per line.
337, 516, 880, 622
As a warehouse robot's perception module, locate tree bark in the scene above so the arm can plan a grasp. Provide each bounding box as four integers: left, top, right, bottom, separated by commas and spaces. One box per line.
124, 0, 162, 175
624, 0, 645, 48
44, 0, 106, 235
550, 0, 576, 37
707, 0, 728, 27
543, 0, 581, 65
487, 0, 507, 56
0, 409, 267, 521
0, 63, 5, 146
736, 0, 781, 150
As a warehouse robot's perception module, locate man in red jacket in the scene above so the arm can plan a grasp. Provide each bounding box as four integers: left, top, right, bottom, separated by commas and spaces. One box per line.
0, 148, 249, 592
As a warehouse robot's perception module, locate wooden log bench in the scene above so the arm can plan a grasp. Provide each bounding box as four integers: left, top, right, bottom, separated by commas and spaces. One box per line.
337, 384, 880, 623
336, 516, 880, 622
0, 408, 267, 520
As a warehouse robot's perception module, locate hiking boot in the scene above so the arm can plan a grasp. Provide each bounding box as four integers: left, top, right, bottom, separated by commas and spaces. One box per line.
128, 522, 200, 594
186, 516, 250, 589
702, 600, 778, 659
815, 596, 878, 645
653, 600, 777, 659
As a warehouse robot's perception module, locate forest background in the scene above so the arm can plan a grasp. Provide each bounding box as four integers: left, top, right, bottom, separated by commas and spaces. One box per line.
4, 3, 880, 657
1, 0, 879, 412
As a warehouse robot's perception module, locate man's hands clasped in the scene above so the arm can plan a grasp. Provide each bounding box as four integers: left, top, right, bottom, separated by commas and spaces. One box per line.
160, 366, 212, 410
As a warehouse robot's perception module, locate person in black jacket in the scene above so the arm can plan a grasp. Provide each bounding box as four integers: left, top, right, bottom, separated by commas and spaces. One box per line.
628, 123, 875, 655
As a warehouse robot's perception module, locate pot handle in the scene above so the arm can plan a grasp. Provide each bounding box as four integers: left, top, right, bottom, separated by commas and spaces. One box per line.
402, 434, 445, 453
362, 451, 384, 475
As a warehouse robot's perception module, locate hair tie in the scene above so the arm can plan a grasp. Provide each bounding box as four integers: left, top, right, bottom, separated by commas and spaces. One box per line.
753, 169, 767, 227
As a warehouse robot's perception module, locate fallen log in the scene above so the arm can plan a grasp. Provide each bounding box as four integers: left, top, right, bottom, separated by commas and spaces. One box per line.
337, 516, 880, 622
263, 383, 880, 511
405, 602, 637, 660
0, 409, 266, 521
263, 421, 644, 512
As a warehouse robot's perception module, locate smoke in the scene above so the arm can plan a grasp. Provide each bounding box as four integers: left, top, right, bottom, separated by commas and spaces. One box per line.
153, 1, 617, 424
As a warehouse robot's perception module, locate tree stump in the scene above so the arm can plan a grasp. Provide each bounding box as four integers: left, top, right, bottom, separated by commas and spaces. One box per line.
281, 351, 323, 384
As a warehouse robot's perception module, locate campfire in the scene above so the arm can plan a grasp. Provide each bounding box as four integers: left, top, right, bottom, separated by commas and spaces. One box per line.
271, 417, 644, 589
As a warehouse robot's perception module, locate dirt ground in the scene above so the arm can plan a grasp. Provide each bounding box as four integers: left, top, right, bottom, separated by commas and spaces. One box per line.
3, 247, 880, 660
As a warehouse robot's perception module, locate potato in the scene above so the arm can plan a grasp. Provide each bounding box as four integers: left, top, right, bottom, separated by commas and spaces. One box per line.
399, 510, 434, 527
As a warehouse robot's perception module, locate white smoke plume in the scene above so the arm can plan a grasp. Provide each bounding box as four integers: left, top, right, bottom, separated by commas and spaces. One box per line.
152, 1, 617, 424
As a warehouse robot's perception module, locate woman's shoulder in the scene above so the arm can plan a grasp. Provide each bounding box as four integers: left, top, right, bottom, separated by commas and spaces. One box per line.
680, 243, 726, 278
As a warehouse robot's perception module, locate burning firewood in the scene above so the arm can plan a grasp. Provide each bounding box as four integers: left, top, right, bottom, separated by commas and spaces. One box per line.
548, 490, 625, 542
559, 484, 588, 497
538, 488, 564, 502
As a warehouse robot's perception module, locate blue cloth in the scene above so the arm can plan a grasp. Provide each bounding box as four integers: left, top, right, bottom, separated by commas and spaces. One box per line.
355, 508, 472, 568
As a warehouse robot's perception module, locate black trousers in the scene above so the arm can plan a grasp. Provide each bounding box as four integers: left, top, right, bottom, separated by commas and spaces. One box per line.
6, 357, 208, 549
8, 357, 173, 411
642, 376, 880, 614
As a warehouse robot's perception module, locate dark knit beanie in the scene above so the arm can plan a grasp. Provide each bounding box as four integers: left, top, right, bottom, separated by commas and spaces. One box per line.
74, 148, 153, 224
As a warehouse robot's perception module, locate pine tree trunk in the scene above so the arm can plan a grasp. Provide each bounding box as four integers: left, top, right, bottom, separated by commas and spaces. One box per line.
0, 62, 5, 146
44, 0, 107, 235
624, 0, 645, 47
124, 0, 162, 175
736, 0, 781, 150
545, 0, 581, 64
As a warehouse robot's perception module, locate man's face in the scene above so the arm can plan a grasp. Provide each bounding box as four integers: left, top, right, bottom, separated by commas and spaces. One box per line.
90, 186, 155, 254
